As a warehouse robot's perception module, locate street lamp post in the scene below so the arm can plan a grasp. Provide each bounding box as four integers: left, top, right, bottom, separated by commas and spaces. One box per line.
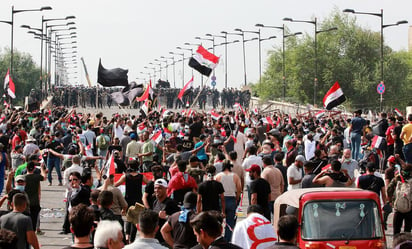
169, 52, 185, 87
283, 17, 337, 105
256, 24, 302, 101
206, 33, 227, 88
235, 28, 263, 85
283, 17, 318, 104
144, 66, 156, 83
214, 39, 239, 89
161, 56, 176, 87
149, 62, 162, 81
177, 46, 194, 77
10, 5, 52, 77
155, 58, 169, 82
343, 8, 408, 110
222, 31, 245, 85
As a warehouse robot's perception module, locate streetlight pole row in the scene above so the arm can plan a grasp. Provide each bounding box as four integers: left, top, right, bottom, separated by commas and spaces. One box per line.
343, 8, 407, 110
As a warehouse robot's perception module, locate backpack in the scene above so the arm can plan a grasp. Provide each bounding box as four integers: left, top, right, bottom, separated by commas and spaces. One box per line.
393, 178, 412, 213
97, 135, 109, 150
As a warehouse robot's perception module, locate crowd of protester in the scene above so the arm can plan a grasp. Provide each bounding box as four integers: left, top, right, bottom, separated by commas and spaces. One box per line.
0, 103, 410, 248
50, 85, 251, 110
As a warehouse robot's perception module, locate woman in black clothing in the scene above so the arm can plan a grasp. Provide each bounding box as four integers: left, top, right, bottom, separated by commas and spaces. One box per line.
114, 159, 148, 243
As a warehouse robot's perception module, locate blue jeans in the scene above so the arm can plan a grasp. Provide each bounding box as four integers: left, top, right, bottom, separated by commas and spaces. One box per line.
403, 143, 412, 164
47, 156, 62, 184
224, 196, 237, 242
350, 133, 362, 160
97, 149, 107, 170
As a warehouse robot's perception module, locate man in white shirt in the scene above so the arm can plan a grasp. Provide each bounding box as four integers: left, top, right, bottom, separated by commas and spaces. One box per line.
340, 148, 358, 181
287, 155, 305, 191
304, 134, 316, 161
231, 205, 277, 249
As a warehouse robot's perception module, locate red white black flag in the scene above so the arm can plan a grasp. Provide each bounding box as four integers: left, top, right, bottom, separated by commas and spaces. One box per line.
188, 45, 219, 77
323, 81, 346, 110
178, 76, 194, 101
3, 69, 15, 99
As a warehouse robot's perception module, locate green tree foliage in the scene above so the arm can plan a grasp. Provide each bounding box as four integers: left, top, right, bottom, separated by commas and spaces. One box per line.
0, 48, 41, 105
253, 9, 412, 110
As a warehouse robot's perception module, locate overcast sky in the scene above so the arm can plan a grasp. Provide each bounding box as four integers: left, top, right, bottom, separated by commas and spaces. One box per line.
0, 0, 410, 90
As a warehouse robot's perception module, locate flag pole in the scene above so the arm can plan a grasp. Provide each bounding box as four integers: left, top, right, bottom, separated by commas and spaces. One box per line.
190, 69, 215, 109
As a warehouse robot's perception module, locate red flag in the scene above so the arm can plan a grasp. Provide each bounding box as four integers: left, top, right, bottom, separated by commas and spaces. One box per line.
3, 69, 15, 99
211, 111, 221, 120
136, 81, 152, 102
106, 153, 116, 178
178, 76, 194, 100
323, 81, 346, 110
265, 116, 274, 126
275, 117, 281, 127
151, 130, 163, 144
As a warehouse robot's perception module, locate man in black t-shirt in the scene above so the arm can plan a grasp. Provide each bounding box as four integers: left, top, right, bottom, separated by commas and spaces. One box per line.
357, 163, 387, 203
152, 179, 180, 244
197, 166, 225, 214
247, 164, 271, 220
189, 116, 204, 140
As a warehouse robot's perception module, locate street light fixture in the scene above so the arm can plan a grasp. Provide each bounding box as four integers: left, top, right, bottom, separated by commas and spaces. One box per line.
222, 30, 247, 86
284, 17, 337, 105
161, 56, 176, 87
9, 5, 52, 80
144, 66, 156, 82
169, 51, 185, 87
256, 23, 303, 100
343, 8, 407, 110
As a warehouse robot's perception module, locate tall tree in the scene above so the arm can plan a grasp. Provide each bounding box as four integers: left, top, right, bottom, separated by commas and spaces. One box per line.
0, 48, 41, 104
253, 9, 412, 110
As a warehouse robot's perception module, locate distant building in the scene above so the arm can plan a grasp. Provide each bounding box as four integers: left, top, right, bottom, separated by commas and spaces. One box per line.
409, 26, 412, 52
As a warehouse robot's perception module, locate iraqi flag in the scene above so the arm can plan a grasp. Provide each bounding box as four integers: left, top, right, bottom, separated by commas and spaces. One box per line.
262, 116, 274, 126
371, 135, 386, 150
178, 76, 194, 101
188, 45, 219, 76
394, 108, 403, 117
3, 69, 15, 99
210, 111, 221, 120
151, 130, 163, 144
105, 152, 116, 178
136, 81, 153, 102
140, 99, 150, 116
315, 110, 326, 119
323, 81, 346, 110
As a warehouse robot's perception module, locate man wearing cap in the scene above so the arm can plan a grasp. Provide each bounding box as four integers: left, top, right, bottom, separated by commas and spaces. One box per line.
126, 133, 141, 163
23, 136, 39, 157
287, 155, 305, 191
152, 178, 180, 244
340, 148, 358, 182
242, 145, 263, 205
160, 192, 198, 249
247, 164, 271, 220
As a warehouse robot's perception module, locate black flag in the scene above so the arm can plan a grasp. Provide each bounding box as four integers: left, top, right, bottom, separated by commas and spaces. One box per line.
97, 59, 129, 87
110, 81, 145, 106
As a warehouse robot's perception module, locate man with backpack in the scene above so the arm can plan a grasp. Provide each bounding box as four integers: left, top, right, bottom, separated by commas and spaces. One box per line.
96, 128, 110, 170
387, 157, 412, 235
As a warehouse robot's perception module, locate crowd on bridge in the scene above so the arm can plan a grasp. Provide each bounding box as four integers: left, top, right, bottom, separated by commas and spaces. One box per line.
49, 85, 251, 110
0, 103, 410, 248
